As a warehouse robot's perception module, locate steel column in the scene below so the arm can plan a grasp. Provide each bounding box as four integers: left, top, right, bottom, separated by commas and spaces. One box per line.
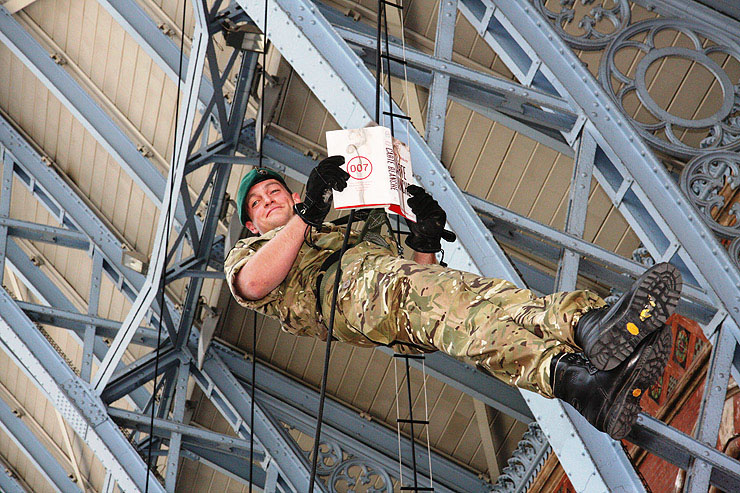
92, 0, 209, 393
165, 360, 189, 492
555, 131, 596, 290
425, 0, 457, 158
0, 154, 13, 287
81, 250, 103, 382
686, 320, 736, 492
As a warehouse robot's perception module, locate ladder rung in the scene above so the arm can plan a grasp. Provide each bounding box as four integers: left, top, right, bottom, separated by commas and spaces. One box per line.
383, 111, 412, 121
397, 418, 430, 425
400, 487, 434, 491
382, 0, 404, 9
380, 53, 408, 65
393, 353, 426, 359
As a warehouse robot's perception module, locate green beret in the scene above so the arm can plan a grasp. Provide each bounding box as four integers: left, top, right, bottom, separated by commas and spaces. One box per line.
236, 167, 287, 225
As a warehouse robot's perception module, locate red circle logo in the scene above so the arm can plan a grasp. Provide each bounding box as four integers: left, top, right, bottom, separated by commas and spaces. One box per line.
346, 155, 373, 180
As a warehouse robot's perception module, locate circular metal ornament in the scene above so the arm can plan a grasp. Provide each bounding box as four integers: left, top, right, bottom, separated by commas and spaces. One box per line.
314, 440, 344, 476
599, 19, 740, 159
328, 458, 393, 493
679, 151, 740, 240
729, 237, 740, 271
532, 0, 631, 51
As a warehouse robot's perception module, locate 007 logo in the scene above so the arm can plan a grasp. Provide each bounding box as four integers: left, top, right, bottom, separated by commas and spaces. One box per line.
346, 155, 373, 180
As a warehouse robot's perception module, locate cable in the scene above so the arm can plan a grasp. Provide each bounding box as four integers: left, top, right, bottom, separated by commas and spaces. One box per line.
250, 1, 269, 490
145, 0, 187, 490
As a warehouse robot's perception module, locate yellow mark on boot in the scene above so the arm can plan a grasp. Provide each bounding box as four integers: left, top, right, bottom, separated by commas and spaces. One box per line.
639, 298, 656, 321
627, 322, 640, 335
632, 388, 642, 397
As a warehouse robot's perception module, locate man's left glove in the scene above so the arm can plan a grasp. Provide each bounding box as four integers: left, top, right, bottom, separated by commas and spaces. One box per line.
405, 185, 457, 253
294, 155, 350, 227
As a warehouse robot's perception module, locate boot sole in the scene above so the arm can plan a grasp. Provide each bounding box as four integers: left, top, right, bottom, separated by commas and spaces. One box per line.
602, 325, 672, 440
587, 263, 681, 371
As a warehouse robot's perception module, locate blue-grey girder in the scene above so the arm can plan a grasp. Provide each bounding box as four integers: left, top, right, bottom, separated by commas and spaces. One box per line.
211, 340, 490, 493
240, 0, 647, 490
0, 466, 26, 493
17, 301, 160, 347
0, 113, 143, 310
92, 0, 209, 393
459, 0, 740, 488
164, 360, 189, 492
424, 0, 458, 158
0, 217, 90, 251
0, 392, 81, 493
0, 288, 164, 493
631, 0, 740, 44
630, 413, 740, 492
101, 347, 181, 405
686, 319, 735, 493
0, 150, 14, 288
178, 447, 273, 490
191, 349, 329, 493
4, 236, 151, 412
107, 407, 266, 462
0, 6, 190, 228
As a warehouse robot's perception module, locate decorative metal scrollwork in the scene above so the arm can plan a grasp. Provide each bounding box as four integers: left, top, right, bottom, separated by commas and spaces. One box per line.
314, 440, 345, 476
304, 438, 394, 492
492, 422, 550, 492
532, 0, 631, 50
600, 19, 740, 160
679, 151, 740, 240
328, 458, 394, 493
632, 245, 655, 267
729, 237, 740, 271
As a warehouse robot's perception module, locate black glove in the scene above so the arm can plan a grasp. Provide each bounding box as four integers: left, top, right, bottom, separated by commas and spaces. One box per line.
405, 185, 456, 253
294, 155, 350, 227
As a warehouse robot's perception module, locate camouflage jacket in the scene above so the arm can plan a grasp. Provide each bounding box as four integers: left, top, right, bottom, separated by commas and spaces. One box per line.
225, 223, 385, 340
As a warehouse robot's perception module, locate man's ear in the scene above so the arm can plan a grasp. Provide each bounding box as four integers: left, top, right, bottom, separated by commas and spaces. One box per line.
291, 192, 301, 203
245, 220, 259, 235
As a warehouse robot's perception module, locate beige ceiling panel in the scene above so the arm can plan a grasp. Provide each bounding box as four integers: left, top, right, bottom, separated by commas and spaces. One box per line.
287, 336, 319, 379
593, 207, 633, 253
488, 134, 538, 207
297, 92, 330, 145
461, 123, 513, 197
278, 71, 311, 135
424, 384, 459, 448
528, 153, 575, 226
404, 0, 435, 38
350, 350, 391, 411
430, 391, 467, 453
325, 342, 356, 394
583, 185, 613, 243
336, 346, 371, 396
615, 227, 641, 260
441, 102, 472, 167
508, 144, 560, 217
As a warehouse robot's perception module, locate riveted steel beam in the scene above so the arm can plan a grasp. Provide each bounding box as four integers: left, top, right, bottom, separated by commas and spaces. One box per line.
0, 6, 190, 228
0, 393, 81, 493
0, 288, 164, 492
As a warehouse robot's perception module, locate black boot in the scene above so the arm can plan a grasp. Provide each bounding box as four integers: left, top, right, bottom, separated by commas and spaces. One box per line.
550, 326, 672, 440
574, 262, 681, 371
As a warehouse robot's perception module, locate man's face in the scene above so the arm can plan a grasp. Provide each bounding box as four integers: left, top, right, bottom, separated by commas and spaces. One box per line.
244, 179, 300, 235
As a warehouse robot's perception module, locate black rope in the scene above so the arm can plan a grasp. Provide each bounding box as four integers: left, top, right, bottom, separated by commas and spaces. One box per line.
249, 0, 269, 490
145, 0, 187, 490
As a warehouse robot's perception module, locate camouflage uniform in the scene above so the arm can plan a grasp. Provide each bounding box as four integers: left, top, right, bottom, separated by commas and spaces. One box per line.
225, 224, 606, 397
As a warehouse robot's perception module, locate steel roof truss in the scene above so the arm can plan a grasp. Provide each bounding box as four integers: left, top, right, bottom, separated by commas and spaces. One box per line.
0, 392, 81, 493
0, 288, 164, 492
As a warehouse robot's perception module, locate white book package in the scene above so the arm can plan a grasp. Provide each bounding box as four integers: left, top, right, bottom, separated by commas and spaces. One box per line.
326, 126, 416, 221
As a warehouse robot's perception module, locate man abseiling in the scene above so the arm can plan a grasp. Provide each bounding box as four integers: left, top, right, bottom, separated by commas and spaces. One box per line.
225, 157, 681, 439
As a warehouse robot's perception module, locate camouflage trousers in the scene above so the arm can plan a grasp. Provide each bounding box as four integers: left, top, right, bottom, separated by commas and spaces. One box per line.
321, 242, 606, 397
